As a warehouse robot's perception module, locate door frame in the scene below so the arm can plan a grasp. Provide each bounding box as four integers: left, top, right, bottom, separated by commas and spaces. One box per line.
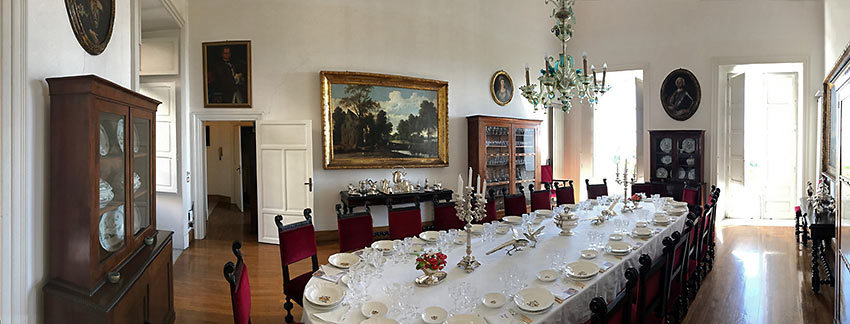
714, 56, 812, 221
190, 111, 263, 240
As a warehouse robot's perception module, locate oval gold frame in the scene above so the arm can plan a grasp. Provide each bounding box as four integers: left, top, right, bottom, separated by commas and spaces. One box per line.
65, 0, 116, 55
490, 70, 514, 106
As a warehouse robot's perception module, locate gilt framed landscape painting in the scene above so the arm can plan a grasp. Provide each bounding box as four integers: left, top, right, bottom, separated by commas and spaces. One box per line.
321, 71, 449, 169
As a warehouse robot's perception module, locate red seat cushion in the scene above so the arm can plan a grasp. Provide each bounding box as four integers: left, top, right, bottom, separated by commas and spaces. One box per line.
337, 214, 373, 252
284, 271, 313, 306
232, 266, 251, 324
434, 204, 465, 230
388, 208, 422, 240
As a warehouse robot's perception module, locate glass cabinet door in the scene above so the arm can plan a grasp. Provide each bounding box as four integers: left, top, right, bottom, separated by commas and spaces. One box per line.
515, 127, 536, 198
98, 112, 127, 260
132, 116, 152, 237
485, 125, 510, 209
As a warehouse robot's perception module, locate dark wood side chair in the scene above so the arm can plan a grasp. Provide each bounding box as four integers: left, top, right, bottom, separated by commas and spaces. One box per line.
335, 202, 374, 252
275, 209, 319, 323
636, 250, 670, 324
586, 179, 609, 199
529, 183, 552, 211
631, 182, 653, 196
503, 185, 528, 216
387, 197, 422, 240
480, 189, 498, 223
553, 180, 576, 205
685, 206, 704, 296
589, 267, 639, 324
664, 225, 694, 323
223, 241, 252, 324
433, 197, 465, 230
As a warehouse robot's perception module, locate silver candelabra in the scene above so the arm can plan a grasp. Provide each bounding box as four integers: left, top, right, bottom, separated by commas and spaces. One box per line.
454, 168, 487, 273
615, 161, 638, 212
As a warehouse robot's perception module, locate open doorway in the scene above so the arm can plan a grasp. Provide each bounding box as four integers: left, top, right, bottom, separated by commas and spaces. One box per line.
721, 63, 803, 220
203, 121, 259, 242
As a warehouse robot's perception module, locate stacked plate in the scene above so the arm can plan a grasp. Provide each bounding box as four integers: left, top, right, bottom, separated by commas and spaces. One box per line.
514, 287, 555, 314
370, 240, 395, 255
99, 178, 114, 208
653, 216, 670, 226
535, 210, 555, 218
632, 227, 653, 238
470, 224, 484, 235
419, 231, 440, 242
304, 283, 345, 309
503, 216, 523, 224
605, 241, 632, 256
328, 252, 360, 269
565, 261, 599, 281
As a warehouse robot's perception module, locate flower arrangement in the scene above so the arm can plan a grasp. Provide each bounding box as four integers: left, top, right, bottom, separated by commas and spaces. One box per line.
630, 193, 643, 203
415, 251, 447, 271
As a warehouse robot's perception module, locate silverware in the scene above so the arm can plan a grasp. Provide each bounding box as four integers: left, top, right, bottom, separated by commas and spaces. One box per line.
509, 308, 532, 324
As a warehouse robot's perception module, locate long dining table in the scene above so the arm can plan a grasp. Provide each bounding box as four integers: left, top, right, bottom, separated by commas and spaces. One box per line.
302, 199, 689, 324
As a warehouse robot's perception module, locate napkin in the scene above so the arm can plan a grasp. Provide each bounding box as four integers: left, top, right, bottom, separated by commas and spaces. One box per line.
312, 305, 349, 324
313, 265, 345, 283
485, 311, 522, 324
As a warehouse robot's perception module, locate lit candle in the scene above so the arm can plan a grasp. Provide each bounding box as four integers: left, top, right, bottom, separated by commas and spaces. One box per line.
602, 63, 607, 88
582, 52, 588, 77
525, 64, 530, 86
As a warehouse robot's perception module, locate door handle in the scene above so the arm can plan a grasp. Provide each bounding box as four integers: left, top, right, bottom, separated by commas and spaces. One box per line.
304, 177, 313, 192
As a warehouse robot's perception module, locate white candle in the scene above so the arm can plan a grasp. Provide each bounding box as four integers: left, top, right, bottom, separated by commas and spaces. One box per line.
468, 167, 473, 187
458, 174, 463, 194
476, 174, 481, 194
482, 179, 487, 197
616, 161, 619, 174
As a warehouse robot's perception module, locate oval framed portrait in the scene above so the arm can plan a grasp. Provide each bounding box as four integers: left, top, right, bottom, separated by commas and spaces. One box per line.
65, 0, 116, 55
491, 70, 513, 106
660, 68, 701, 121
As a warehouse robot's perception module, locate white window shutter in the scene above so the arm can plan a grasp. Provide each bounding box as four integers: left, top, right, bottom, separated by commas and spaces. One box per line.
140, 82, 179, 193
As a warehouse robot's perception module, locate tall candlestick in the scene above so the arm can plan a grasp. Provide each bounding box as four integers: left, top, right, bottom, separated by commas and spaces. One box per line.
582, 52, 588, 77
602, 63, 607, 88
525, 64, 530, 86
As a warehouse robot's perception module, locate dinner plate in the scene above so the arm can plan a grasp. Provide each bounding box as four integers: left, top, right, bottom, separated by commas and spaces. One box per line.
360, 318, 399, 324
117, 119, 125, 152
632, 227, 652, 237
606, 241, 632, 254
537, 269, 559, 282
328, 252, 360, 269
482, 292, 507, 308
99, 125, 110, 156
446, 314, 487, 324
361, 301, 388, 318
581, 249, 599, 259
635, 221, 648, 228
565, 261, 600, 279
470, 224, 484, 235
653, 216, 670, 225
419, 231, 440, 242
304, 283, 345, 308
99, 207, 125, 252
99, 178, 114, 208
535, 210, 555, 218
609, 233, 623, 241
503, 216, 523, 224
514, 287, 555, 313
370, 240, 395, 254
453, 236, 466, 245
670, 201, 688, 208
422, 306, 448, 324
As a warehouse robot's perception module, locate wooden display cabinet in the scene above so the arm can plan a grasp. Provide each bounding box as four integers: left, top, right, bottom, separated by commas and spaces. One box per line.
467, 115, 542, 214
648, 130, 705, 200
43, 75, 174, 324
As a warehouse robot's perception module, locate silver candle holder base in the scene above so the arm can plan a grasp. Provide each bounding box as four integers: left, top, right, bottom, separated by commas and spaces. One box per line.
457, 255, 481, 273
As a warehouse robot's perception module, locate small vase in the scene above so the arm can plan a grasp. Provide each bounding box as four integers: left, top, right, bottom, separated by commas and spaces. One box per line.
415, 268, 447, 287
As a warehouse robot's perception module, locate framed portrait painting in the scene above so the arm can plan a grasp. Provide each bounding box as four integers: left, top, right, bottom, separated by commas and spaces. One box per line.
65, 0, 115, 55
491, 70, 513, 106
203, 41, 252, 108
321, 71, 449, 169
824, 42, 850, 178
661, 68, 701, 121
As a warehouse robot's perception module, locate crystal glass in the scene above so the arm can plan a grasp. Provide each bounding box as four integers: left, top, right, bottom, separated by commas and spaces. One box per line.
449, 281, 478, 314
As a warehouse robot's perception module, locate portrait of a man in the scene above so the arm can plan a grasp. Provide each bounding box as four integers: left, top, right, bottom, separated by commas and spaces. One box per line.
660, 68, 701, 121
203, 41, 252, 108
491, 71, 514, 106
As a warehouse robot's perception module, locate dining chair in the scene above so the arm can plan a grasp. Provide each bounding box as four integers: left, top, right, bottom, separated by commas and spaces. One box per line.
589, 267, 639, 324
631, 182, 653, 196
554, 180, 576, 205
503, 186, 528, 216
585, 179, 609, 199
480, 189, 498, 223
705, 187, 721, 272
529, 183, 552, 211
275, 210, 319, 323
387, 197, 422, 240
541, 164, 554, 193
681, 183, 700, 207
223, 241, 252, 324
433, 197, 465, 230
335, 202, 374, 252
663, 225, 694, 323
636, 252, 669, 324
684, 206, 705, 296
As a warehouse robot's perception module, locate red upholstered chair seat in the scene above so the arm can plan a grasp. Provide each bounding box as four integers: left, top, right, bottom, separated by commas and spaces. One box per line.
284, 272, 313, 306
388, 206, 422, 240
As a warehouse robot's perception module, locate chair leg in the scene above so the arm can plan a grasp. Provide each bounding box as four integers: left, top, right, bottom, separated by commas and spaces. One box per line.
284, 297, 295, 323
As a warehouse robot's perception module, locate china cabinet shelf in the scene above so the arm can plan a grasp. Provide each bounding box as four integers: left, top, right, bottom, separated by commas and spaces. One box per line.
516, 153, 536, 157
468, 115, 542, 202
649, 130, 705, 201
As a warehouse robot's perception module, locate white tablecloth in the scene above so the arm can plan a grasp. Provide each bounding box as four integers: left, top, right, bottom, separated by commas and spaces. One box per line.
302, 201, 687, 324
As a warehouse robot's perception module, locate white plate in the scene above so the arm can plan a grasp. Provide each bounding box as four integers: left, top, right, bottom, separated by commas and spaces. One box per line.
422, 306, 448, 324
606, 241, 632, 254
99, 178, 114, 208
565, 261, 600, 279
514, 287, 555, 313
670, 201, 688, 208
99, 207, 125, 252
328, 252, 360, 269
659, 137, 673, 153
503, 216, 523, 224
370, 240, 395, 254
635, 221, 648, 228
609, 233, 623, 241
537, 269, 559, 282
361, 301, 388, 318
632, 227, 652, 237
581, 249, 598, 259
535, 210, 555, 218
653, 216, 670, 225
496, 226, 510, 235
360, 318, 399, 324
470, 224, 484, 234
447, 314, 486, 324
482, 292, 507, 308
99, 125, 110, 156
117, 119, 125, 152
453, 236, 466, 245
419, 231, 440, 242
304, 282, 345, 308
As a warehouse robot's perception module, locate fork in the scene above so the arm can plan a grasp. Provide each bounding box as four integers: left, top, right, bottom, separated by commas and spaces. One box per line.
508, 308, 533, 324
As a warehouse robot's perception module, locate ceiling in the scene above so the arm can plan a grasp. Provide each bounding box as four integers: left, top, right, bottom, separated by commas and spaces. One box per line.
141, 0, 180, 32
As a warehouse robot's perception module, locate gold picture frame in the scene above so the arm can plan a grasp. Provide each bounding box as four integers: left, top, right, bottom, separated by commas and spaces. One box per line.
202, 41, 252, 108
824, 40, 850, 178
490, 70, 513, 106
321, 71, 449, 169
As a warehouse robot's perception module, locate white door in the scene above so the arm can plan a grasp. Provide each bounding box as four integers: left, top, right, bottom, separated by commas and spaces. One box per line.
256, 120, 313, 244
726, 73, 748, 219
761, 72, 797, 220
233, 125, 244, 212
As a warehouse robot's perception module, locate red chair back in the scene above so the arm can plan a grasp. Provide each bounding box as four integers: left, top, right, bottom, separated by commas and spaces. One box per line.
682, 186, 700, 206
433, 198, 465, 230
554, 180, 576, 205
224, 241, 251, 324
387, 198, 422, 239
585, 179, 609, 199
589, 267, 639, 324
529, 183, 552, 211
480, 190, 498, 223
336, 203, 374, 252
503, 191, 527, 216
541, 165, 554, 183
636, 251, 669, 324
275, 210, 319, 313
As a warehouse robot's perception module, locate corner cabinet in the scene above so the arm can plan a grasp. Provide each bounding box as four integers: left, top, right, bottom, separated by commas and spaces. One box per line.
467, 115, 542, 214
648, 130, 705, 199
43, 75, 174, 324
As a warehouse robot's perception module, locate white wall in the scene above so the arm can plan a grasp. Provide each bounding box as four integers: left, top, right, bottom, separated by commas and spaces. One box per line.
187, 0, 556, 231
205, 121, 240, 201
557, 0, 824, 202
825, 0, 850, 73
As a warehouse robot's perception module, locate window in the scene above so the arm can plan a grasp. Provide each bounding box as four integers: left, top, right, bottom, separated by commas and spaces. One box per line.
592, 70, 643, 194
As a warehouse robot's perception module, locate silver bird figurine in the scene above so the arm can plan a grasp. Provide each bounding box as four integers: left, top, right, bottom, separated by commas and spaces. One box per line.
486, 238, 529, 256
523, 225, 545, 248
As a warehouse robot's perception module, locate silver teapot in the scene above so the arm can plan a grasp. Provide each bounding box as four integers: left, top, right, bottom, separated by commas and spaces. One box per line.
392, 168, 407, 185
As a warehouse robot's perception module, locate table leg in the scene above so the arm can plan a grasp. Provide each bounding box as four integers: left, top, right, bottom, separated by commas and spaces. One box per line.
812, 239, 821, 293
802, 222, 809, 248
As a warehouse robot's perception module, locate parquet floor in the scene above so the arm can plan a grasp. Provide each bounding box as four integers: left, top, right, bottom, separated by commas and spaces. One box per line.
174, 204, 835, 324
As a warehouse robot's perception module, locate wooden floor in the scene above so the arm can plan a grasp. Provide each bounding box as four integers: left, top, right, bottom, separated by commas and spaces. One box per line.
174, 204, 835, 324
